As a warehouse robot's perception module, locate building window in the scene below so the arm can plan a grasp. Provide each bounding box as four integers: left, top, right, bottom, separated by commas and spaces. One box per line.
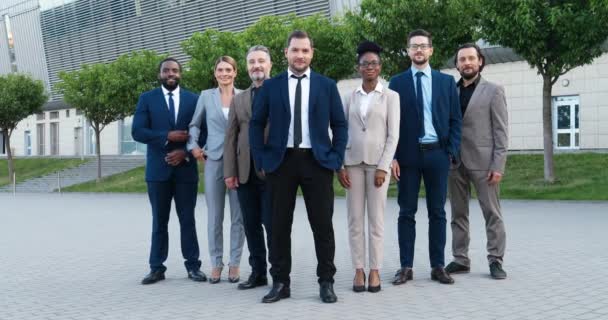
0, 130, 5, 155
50, 122, 59, 155
3, 15, 17, 72
50, 111, 59, 119
76, 109, 83, 115
120, 116, 146, 155
553, 95, 580, 149
37, 123, 45, 155
66, 109, 70, 117
36, 112, 45, 120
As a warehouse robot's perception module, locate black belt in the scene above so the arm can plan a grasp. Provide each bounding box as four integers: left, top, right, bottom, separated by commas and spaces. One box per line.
286, 147, 312, 154
418, 142, 441, 151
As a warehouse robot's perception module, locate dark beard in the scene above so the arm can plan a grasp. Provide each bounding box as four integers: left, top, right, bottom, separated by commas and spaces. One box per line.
460, 70, 479, 80
160, 79, 179, 91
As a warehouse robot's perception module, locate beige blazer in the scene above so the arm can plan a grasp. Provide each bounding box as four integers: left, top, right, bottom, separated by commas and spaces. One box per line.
223, 86, 268, 183
458, 77, 508, 173
343, 86, 400, 173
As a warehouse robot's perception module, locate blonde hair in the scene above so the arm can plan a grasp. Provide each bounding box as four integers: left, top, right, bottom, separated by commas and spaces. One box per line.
214, 55, 237, 73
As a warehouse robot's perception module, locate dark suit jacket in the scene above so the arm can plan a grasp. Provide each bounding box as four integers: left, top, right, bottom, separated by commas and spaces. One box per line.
389, 69, 462, 167
132, 87, 199, 183
249, 71, 348, 173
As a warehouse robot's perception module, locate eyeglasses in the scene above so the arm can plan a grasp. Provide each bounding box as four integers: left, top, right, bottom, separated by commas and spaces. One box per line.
358, 61, 381, 68
408, 44, 431, 50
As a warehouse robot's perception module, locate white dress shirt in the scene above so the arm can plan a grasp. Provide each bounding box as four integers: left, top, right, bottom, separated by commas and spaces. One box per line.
287, 68, 311, 148
161, 85, 180, 122
355, 82, 384, 122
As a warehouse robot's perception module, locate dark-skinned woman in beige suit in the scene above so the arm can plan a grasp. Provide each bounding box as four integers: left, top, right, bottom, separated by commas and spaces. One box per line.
338, 41, 400, 293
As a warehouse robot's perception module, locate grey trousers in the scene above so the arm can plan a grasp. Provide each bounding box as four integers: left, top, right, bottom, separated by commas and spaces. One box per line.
205, 158, 245, 268
448, 164, 506, 266
345, 164, 389, 270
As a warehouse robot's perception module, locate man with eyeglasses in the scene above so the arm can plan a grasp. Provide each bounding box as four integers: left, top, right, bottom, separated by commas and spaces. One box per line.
389, 29, 462, 285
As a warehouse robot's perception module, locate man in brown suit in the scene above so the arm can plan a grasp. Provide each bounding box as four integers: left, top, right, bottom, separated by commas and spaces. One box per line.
223, 45, 272, 289
446, 43, 508, 279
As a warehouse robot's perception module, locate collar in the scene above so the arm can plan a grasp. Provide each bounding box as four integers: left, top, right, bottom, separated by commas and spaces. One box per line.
161, 85, 180, 96
356, 82, 384, 95
287, 68, 311, 79
457, 74, 481, 88
410, 64, 432, 78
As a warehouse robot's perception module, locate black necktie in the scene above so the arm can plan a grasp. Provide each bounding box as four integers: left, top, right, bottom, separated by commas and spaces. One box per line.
291, 74, 305, 148
168, 92, 176, 126
415, 71, 425, 138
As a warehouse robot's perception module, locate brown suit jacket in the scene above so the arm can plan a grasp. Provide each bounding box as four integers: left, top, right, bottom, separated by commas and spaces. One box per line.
223, 86, 267, 183
343, 86, 400, 173
457, 77, 508, 173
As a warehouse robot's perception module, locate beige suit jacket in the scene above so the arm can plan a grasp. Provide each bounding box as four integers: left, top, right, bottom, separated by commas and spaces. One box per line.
343, 86, 400, 173
223, 86, 268, 183
458, 77, 508, 173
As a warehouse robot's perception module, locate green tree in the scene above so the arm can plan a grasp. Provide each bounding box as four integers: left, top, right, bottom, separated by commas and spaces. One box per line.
58, 50, 164, 181
0, 73, 48, 183
479, 0, 608, 182
345, 0, 480, 76
181, 13, 356, 91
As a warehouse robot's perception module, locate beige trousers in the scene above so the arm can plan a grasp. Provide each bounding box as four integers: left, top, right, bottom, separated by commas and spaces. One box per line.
346, 164, 390, 270
448, 164, 506, 266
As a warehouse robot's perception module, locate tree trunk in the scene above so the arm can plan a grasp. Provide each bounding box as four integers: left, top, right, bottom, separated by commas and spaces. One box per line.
95, 128, 102, 182
5, 130, 15, 185
542, 74, 555, 183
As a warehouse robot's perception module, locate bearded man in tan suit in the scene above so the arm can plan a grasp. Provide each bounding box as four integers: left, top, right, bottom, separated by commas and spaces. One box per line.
446, 43, 508, 280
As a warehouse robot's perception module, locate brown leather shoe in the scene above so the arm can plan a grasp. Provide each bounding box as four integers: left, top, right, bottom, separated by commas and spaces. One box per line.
431, 267, 455, 284
392, 267, 413, 285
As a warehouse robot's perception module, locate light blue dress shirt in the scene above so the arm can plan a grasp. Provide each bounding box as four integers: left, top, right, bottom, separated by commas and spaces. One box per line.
410, 65, 438, 143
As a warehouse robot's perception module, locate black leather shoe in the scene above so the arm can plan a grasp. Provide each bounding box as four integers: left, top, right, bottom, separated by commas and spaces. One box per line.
187, 270, 207, 282
141, 270, 165, 285
445, 261, 470, 274
489, 261, 507, 280
238, 273, 268, 290
262, 282, 290, 303
392, 267, 413, 285
431, 267, 455, 284
352, 270, 366, 292
319, 282, 337, 303
367, 271, 381, 293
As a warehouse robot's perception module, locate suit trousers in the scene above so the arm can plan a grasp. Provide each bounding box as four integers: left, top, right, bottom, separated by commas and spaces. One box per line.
236, 158, 272, 275
267, 149, 337, 285
397, 148, 450, 268
345, 164, 389, 270
448, 164, 506, 266
147, 180, 201, 272
204, 158, 245, 268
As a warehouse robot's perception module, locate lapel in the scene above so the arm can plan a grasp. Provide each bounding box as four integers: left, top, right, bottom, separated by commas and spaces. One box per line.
155, 88, 174, 128
351, 91, 366, 128
279, 72, 290, 113
431, 69, 440, 124
402, 70, 420, 120
175, 89, 188, 127
212, 87, 228, 127
309, 71, 320, 114
243, 86, 253, 119
463, 77, 487, 122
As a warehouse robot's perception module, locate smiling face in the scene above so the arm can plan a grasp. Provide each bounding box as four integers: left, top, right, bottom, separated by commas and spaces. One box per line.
407, 35, 434, 68
357, 52, 381, 82
456, 47, 483, 80
247, 50, 272, 82
285, 37, 313, 75
214, 61, 236, 86
158, 60, 181, 90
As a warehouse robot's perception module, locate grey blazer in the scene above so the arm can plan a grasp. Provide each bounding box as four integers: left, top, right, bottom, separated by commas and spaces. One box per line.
343, 86, 400, 173
188, 87, 242, 161
457, 77, 508, 173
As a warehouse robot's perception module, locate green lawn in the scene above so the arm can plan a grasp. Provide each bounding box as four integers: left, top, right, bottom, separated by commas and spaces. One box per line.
0, 158, 88, 186
64, 153, 608, 200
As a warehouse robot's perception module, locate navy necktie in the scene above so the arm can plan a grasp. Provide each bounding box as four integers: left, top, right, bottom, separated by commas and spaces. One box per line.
291, 74, 305, 148
168, 92, 176, 126
415, 71, 425, 138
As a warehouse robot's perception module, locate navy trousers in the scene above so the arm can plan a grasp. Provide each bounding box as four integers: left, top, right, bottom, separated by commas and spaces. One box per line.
236, 161, 272, 275
397, 148, 450, 268
147, 180, 201, 272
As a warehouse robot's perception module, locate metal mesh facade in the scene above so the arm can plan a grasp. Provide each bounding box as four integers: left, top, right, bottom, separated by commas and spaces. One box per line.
39, 0, 331, 99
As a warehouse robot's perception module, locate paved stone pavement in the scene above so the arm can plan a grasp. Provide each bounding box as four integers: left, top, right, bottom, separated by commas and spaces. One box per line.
1, 193, 607, 320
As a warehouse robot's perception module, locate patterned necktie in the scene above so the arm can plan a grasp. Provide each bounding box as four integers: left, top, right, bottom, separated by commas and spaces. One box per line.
415, 71, 425, 138
291, 74, 305, 148
168, 92, 176, 126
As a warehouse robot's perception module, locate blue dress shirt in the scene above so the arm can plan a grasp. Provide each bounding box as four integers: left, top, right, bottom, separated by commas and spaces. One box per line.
410, 65, 438, 143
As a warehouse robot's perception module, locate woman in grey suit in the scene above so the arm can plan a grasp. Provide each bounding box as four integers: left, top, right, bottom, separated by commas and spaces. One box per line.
338, 41, 400, 293
188, 56, 244, 283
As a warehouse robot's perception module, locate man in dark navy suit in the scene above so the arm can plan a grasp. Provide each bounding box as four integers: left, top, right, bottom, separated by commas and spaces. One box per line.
249, 30, 348, 303
132, 57, 207, 284
389, 29, 462, 285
